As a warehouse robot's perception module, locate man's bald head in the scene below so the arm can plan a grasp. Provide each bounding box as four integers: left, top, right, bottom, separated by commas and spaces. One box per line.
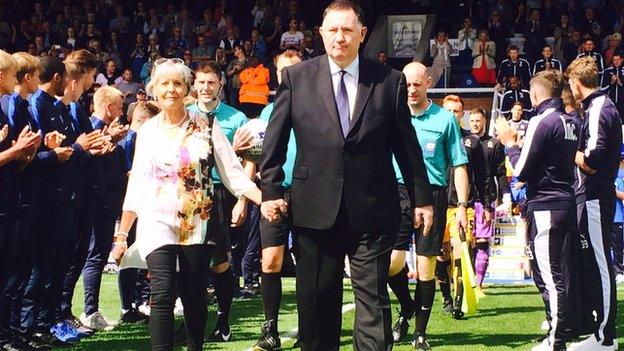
403, 62, 431, 108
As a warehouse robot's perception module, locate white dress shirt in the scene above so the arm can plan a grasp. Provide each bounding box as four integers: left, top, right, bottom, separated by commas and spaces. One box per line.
328, 55, 359, 121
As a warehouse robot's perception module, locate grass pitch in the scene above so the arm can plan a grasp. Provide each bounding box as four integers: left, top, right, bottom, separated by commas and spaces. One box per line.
59, 275, 624, 350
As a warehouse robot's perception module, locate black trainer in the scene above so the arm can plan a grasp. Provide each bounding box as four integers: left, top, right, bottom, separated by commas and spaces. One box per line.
19, 336, 52, 351
31, 332, 74, 348
391, 313, 411, 342
211, 314, 231, 342
120, 309, 149, 324
452, 295, 464, 320
252, 320, 281, 351
442, 298, 453, 314
412, 333, 431, 350
173, 322, 187, 346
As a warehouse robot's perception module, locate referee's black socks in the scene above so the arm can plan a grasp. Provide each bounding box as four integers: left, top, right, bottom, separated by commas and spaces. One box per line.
388, 265, 414, 319
261, 272, 282, 331
436, 259, 452, 303
213, 267, 234, 324
415, 279, 435, 335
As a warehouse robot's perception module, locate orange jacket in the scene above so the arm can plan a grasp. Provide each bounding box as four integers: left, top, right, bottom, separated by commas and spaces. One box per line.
239, 64, 270, 105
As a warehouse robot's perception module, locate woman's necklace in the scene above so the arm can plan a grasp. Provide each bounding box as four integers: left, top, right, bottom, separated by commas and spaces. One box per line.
160, 110, 189, 130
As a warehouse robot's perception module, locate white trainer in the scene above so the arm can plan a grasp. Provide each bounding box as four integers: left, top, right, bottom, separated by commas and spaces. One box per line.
540, 320, 550, 331
80, 311, 118, 331
568, 335, 617, 351
174, 297, 184, 317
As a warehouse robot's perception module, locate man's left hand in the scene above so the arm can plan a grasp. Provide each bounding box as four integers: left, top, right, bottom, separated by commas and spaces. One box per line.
413, 205, 433, 236
456, 205, 468, 240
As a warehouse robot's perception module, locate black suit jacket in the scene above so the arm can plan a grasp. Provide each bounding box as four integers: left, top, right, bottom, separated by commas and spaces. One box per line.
260, 55, 433, 234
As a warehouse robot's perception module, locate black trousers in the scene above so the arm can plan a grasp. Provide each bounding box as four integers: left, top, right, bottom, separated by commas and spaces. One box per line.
575, 197, 617, 346
610, 222, 624, 275
526, 206, 576, 349
146, 244, 213, 351
294, 205, 395, 351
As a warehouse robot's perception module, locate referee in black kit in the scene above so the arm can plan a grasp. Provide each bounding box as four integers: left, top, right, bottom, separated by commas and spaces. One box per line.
497, 69, 580, 351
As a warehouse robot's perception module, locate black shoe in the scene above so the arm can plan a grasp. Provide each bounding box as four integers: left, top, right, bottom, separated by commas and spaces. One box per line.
391, 312, 410, 342
412, 334, 431, 350
120, 309, 149, 324
31, 332, 74, 348
19, 337, 51, 351
452, 295, 464, 320
252, 320, 281, 351
173, 323, 187, 346
211, 324, 231, 342
1, 342, 28, 351
442, 299, 453, 314
452, 308, 465, 320
65, 315, 95, 336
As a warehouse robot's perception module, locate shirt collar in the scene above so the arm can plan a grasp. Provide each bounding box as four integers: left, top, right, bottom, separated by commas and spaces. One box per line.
328, 55, 359, 77
581, 90, 604, 110
414, 99, 434, 119
535, 97, 563, 114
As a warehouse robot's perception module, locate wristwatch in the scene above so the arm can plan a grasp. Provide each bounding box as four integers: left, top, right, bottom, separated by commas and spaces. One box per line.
457, 202, 470, 208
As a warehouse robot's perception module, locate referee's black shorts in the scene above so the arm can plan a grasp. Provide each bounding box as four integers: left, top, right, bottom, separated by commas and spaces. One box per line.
394, 185, 448, 257
260, 190, 292, 249
208, 184, 238, 267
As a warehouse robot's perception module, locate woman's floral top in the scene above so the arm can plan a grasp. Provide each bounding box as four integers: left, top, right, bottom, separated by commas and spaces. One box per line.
123, 111, 256, 258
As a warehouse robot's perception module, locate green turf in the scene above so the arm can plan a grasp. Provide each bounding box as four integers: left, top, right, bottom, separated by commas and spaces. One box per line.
61, 275, 624, 350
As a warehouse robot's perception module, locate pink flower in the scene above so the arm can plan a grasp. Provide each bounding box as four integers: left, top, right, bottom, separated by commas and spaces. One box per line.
179, 146, 191, 166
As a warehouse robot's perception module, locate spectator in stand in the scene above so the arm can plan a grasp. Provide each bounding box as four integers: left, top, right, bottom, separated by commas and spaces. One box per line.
115, 68, 142, 105
533, 45, 562, 74
130, 33, 147, 81
554, 14, 574, 66
166, 26, 189, 59
195, 9, 220, 53
579, 7, 602, 44
220, 28, 242, 63
252, 0, 268, 28
472, 29, 497, 86
226, 45, 248, 108
81, 23, 101, 48
96, 59, 119, 87
430, 29, 452, 88
280, 17, 304, 50
106, 31, 123, 68
89, 39, 110, 68
13, 20, 33, 52
500, 76, 533, 118
177, 9, 195, 43
601, 52, 624, 121
34, 36, 46, 56
378, 50, 388, 65
458, 17, 477, 64
215, 47, 229, 73
300, 34, 318, 60
524, 8, 548, 65
507, 102, 530, 138
65, 27, 78, 51
41, 20, 61, 51
563, 29, 582, 67
183, 49, 197, 71
126, 89, 148, 120
191, 35, 211, 61
147, 34, 160, 57
239, 56, 270, 118
604, 33, 622, 68
311, 25, 324, 55
577, 37, 605, 74
488, 11, 511, 66
497, 45, 531, 89
514, 2, 528, 32
143, 9, 165, 39
251, 28, 268, 64
109, 5, 131, 36
244, 39, 254, 59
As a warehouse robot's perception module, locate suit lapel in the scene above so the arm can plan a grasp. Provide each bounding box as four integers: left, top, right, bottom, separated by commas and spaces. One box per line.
348, 58, 374, 135
316, 56, 343, 136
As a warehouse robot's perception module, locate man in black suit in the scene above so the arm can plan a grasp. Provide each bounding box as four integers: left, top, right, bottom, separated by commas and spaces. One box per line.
259, 1, 434, 350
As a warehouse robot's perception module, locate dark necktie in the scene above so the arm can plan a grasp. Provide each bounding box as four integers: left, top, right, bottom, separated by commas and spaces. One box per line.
336, 70, 350, 137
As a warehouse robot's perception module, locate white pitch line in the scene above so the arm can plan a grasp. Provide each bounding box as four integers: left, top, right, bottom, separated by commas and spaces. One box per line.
244, 303, 356, 350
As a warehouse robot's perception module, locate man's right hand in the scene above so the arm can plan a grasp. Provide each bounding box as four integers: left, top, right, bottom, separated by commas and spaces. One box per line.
13, 126, 41, 157
261, 199, 288, 222
414, 205, 433, 236
44, 131, 66, 149
53, 146, 74, 162
76, 130, 108, 150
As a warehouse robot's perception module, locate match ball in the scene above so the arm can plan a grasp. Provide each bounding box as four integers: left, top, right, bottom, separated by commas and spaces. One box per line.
242, 118, 268, 162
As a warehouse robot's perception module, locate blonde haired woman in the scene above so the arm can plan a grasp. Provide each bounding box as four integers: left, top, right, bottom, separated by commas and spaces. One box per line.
471, 29, 497, 85
112, 58, 267, 350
